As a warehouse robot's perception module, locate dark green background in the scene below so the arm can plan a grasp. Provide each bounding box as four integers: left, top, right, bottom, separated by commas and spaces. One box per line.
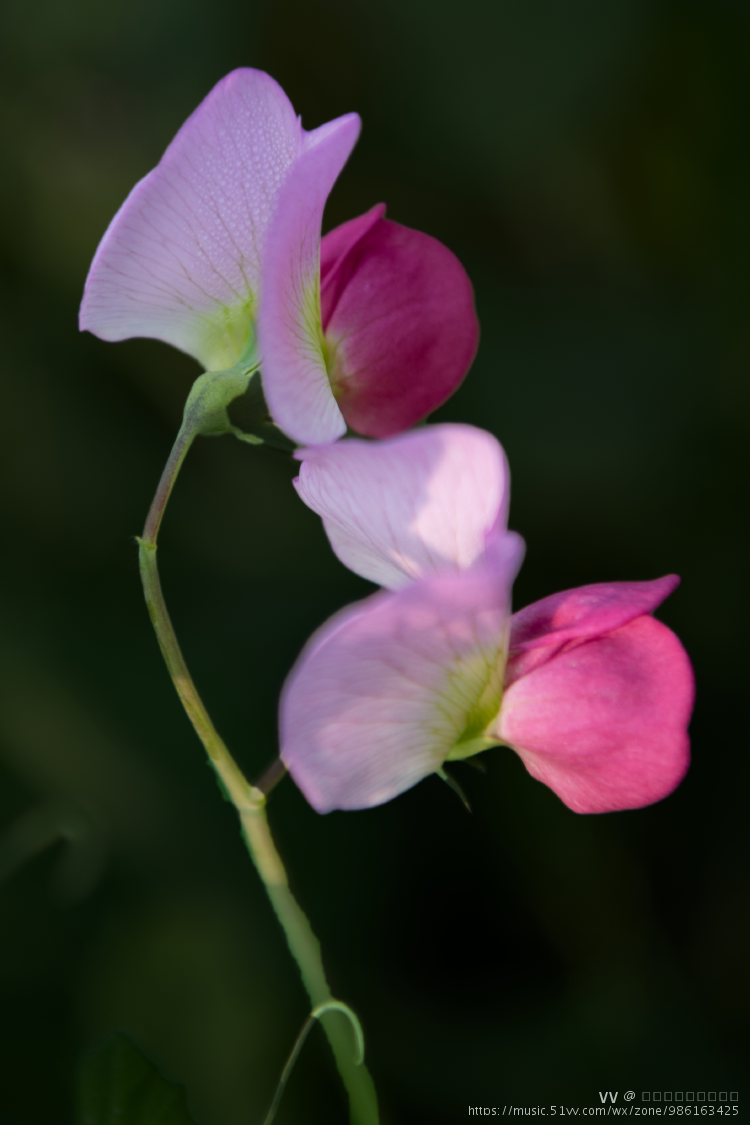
0, 0, 747, 1121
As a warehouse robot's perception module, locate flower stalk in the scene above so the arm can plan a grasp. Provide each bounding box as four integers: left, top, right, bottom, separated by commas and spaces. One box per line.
138, 420, 378, 1125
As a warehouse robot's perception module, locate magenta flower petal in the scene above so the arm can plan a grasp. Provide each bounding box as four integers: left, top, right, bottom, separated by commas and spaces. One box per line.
280, 534, 525, 812
505, 576, 681, 685
496, 614, 694, 814
320, 210, 479, 438
509, 575, 681, 652
80, 69, 304, 371
257, 114, 362, 446
294, 424, 509, 589
320, 204, 386, 282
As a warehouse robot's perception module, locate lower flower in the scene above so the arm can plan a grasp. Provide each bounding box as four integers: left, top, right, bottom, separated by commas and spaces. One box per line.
279, 560, 693, 815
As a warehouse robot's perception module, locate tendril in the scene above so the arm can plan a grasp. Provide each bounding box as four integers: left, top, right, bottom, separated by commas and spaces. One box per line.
263, 1000, 365, 1125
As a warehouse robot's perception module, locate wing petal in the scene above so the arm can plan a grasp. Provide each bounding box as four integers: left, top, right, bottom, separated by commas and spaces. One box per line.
80, 69, 304, 371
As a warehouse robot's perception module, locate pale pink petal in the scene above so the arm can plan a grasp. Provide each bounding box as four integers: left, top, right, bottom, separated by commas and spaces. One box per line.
80, 69, 303, 371
280, 534, 525, 812
496, 615, 694, 813
505, 576, 681, 685
258, 114, 362, 445
320, 210, 479, 437
294, 424, 509, 589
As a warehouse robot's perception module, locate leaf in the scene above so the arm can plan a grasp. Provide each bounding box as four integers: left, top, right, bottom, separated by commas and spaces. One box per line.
77, 1033, 198, 1125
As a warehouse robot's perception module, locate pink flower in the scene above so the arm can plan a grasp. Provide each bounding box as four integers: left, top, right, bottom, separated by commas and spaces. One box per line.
79, 69, 478, 446
281, 427, 693, 814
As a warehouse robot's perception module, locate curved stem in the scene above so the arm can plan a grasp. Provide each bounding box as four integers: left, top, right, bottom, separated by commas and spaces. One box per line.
138, 426, 379, 1125
142, 420, 194, 547
138, 539, 256, 809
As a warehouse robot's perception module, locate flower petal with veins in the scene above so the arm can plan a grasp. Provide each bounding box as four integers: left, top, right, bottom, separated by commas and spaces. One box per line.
294, 424, 510, 588
280, 533, 524, 812
497, 612, 693, 813
504, 575, 681, 684
258, 114, 362, 445
80, 69, 305, 371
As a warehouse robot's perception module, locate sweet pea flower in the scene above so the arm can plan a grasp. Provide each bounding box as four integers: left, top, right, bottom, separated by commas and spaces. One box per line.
79, 68, 478, 446
281, 426, 693, 813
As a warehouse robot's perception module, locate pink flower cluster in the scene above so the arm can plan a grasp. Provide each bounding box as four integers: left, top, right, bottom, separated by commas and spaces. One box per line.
79, 70, 476, 446
81, 69, 694, 816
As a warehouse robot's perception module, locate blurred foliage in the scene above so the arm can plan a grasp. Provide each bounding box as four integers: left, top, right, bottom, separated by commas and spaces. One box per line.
0, 0, 747, 1122
78, 1033, 196, 1124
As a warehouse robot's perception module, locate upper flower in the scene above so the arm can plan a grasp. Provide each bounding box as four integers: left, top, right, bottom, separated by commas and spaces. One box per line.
79, 70, 355, 376
282, 426, 693, 813
80, 69, 478, 446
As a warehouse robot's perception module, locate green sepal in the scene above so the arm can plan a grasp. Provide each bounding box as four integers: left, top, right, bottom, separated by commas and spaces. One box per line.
227, 371, 297, 452
76, 1033, 197, 1125
181, 332, 261, 440
436, 767, 472, 812
182, 366, 257, 439
182, 353, 297, 453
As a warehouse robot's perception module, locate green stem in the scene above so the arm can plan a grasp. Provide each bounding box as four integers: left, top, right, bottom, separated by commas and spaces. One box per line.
242, 805, 378, 1125
142, 420, 194, 547
138, 422, 379, 1125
